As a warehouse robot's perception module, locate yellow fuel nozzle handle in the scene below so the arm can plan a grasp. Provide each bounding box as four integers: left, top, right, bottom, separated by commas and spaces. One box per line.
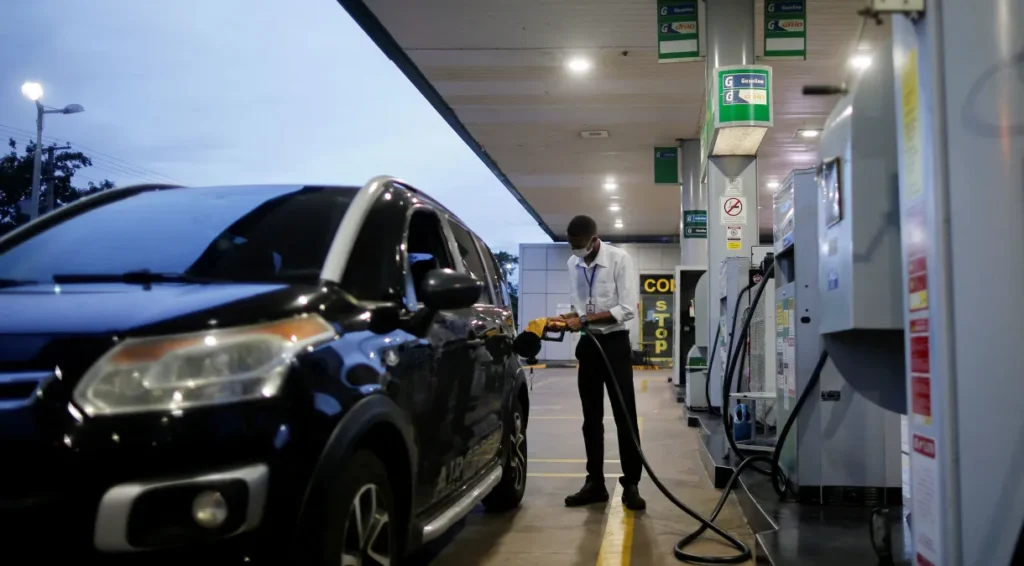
514, 317, 569, 363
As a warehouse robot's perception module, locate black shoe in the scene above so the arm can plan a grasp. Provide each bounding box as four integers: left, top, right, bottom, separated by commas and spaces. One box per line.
621, 484, 646, 511
564, 479, 610, 507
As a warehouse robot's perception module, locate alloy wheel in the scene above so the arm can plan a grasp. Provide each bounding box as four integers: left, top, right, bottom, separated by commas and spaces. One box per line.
511, 412, 526, 491
340, 484, 391, 566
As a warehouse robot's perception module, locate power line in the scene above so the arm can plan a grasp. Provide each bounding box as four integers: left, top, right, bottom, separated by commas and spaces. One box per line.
0, 124, 182, 184
0, 124, 178, 184
0, 125, 173, 185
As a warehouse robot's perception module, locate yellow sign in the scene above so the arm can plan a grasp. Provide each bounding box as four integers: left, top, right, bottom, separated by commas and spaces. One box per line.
901, 50, 923, 202
641, 276, 675, 294
727, 241, 741, 250
652, 298, 671, 355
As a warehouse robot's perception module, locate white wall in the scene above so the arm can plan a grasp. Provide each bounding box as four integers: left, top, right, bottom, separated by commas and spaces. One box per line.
518, 242, 681, 361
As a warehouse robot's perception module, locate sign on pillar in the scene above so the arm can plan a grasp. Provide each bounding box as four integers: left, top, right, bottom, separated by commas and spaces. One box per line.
683, 210, 707, 239
715, 66, 774, 128
721, 195, 747, 225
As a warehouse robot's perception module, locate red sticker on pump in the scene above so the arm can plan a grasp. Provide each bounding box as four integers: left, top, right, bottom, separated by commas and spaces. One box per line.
912, 434, 936, 459
910, 335, 930, 373
909, 318, 929, 334
911, 376, 932, 417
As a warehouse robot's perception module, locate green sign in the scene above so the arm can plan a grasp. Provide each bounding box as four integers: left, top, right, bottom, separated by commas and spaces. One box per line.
683, 209, 708, 239
657, 0, 699, 62
764, 1, 807, 59
654, 147, 679, 184
715, 66, 773, 128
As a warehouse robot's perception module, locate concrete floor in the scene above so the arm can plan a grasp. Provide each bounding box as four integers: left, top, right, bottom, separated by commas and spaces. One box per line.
413, 368, 756, 566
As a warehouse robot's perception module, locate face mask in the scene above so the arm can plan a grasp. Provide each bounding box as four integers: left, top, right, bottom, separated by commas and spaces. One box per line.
571, 239, 594, 258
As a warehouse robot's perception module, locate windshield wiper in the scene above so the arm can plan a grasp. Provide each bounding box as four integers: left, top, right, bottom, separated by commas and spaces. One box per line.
0, 278, 39, 288
51, 270, 220, 287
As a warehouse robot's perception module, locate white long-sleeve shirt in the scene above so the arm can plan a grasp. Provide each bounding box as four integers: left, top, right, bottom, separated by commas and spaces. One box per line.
567, 240, 638, 335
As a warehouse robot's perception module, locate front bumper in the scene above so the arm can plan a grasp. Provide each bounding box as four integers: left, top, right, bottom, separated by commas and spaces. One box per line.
0, 401, 326, 561
93, 463, 269, 553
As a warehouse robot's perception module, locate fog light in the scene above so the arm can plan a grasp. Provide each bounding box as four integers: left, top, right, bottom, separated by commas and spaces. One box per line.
192, 490, 229, 529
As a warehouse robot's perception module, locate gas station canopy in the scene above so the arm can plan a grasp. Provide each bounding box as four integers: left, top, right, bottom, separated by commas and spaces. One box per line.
341, 0, 885, 241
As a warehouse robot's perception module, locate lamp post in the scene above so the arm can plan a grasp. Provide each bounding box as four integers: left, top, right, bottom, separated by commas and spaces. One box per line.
21, 81, 84, 220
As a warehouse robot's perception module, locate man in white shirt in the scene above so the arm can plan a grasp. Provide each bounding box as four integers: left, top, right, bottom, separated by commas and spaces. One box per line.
556, 215, 645, 510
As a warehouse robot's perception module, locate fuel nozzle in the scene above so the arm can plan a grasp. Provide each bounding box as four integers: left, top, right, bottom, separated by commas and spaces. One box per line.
759, 252, 775, 280
513, 318, 568, 364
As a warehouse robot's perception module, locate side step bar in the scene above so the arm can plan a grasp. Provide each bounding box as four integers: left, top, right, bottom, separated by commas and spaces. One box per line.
421, 464, 503, 543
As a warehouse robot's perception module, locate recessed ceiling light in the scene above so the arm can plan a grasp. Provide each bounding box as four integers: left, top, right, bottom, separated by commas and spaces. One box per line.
567, 57, 592, 74
603, 182, 618, 191
609, 204, 621, 211
850, 53, 872, 70
766, 181, 780, 189
797, 129, 821, 138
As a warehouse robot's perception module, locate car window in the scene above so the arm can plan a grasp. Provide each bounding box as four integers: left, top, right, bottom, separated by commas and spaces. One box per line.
406, 209, 455, 304
477, 235, 510, 308
447, 220, 492, 305
0, 185, 354, 284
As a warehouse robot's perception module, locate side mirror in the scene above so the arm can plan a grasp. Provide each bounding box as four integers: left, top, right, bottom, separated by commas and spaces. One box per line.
420, 268, 482, 311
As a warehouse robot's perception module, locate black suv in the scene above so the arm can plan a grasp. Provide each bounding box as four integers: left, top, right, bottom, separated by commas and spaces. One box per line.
0, 177, 529, 564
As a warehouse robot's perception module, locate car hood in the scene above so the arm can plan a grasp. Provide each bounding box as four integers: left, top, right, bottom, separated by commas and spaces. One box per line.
0, 282, 308, 335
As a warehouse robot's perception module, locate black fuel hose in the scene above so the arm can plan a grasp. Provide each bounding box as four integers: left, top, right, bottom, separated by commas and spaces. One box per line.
721, 267, 777, 477
584, 328, 829, 563
579, 259, 831, 563
704, 282, 753, 415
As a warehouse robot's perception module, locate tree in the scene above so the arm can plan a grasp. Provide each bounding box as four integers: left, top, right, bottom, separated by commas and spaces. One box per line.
0, 138, 115, 235
494, 251, 519, 322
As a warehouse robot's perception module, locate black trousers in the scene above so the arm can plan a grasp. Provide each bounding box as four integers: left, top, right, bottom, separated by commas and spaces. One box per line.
575, 330, 642, 486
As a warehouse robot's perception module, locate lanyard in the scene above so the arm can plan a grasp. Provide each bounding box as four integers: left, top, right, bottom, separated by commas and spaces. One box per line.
583, 265, 599, 301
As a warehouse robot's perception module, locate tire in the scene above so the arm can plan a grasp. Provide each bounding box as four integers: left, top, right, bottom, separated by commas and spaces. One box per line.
314, 450, 399, 566
482, 395, 527, 512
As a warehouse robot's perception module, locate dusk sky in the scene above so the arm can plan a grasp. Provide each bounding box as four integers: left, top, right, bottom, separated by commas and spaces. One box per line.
0, 0, 550, 256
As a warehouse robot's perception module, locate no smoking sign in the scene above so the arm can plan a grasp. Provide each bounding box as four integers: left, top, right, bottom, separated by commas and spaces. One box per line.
719, 196, 747, 225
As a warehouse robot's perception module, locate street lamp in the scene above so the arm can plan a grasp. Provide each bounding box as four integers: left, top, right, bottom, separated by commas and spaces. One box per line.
21, 81, 85, 220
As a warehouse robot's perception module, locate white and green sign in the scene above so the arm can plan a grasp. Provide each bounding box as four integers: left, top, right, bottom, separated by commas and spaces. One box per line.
764, 1, 806, 59
714, 65, 773, 128
657, 0, 699, 62
683, 210, 708, 239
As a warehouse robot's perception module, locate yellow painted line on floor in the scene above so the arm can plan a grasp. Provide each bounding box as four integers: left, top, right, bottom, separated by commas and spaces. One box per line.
597, 483, 634, 566
595, 416, 644, 566
640, 380, 648, 393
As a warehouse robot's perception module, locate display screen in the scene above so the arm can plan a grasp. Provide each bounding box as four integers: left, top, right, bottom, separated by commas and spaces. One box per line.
819, 158, 842, 228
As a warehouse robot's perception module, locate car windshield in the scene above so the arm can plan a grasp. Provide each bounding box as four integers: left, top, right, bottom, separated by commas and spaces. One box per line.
0, 185, 356, 284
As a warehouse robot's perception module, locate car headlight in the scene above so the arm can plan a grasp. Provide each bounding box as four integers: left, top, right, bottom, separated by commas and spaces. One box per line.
74, 314, 337, 417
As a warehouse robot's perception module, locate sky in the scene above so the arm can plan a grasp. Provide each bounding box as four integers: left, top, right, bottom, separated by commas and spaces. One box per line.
0, 0, 551, 256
